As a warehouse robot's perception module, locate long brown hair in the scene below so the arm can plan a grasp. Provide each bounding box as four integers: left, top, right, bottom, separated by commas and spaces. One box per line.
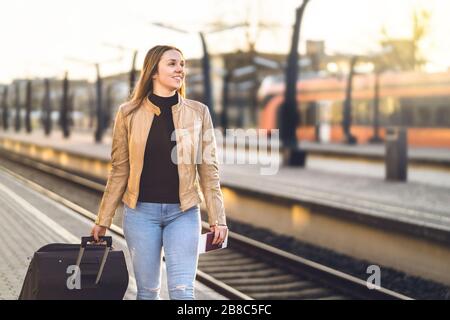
128, 45, 186, 109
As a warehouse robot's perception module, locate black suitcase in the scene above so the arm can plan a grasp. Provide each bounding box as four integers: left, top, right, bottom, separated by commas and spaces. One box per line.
19, 236, 129, 300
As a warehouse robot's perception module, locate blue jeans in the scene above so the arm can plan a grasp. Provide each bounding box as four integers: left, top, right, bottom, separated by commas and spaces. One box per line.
123, 202, 201, 300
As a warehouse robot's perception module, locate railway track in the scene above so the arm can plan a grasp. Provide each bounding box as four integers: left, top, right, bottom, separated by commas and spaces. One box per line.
0, 149, 412, 300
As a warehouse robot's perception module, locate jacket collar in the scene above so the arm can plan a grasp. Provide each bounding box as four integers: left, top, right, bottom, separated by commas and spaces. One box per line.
143, 91, 183, 116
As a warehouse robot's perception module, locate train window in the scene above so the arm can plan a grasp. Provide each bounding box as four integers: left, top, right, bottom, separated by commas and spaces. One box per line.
353, 101, 370, 125
418, 105, 432, 127
436, 105, 450, 126
380, 97, 401, 126
401, 105, 414, 127
331, 102, 342, 125
305, 102, 317, 126
299, 102, 313, 126
399, 97, 450, 128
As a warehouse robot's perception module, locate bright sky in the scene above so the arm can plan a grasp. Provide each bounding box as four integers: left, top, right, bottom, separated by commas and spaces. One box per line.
0, 0, 448, 83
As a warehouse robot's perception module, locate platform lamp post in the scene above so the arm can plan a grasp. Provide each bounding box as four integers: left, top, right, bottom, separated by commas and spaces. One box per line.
342, 56, 358, 144
14, 81, 21, 132
25, 80, 32, 133
1, 86, 9, 130
280, 0, 311, 166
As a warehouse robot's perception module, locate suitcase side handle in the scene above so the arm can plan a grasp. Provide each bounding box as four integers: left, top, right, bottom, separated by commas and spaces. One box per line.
76, 236, 113, 285
81, 236, 112, 248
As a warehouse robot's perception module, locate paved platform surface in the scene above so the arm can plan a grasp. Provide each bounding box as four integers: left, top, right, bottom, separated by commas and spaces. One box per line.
0, 167, 227, 300
299, 140, 450, 164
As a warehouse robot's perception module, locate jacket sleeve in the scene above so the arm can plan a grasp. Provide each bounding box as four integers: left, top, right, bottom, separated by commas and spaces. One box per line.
197, 105, 227, 226
95, 106, 130, 227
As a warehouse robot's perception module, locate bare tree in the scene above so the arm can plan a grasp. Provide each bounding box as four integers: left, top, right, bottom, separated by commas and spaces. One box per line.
379, 7, 431, 71
412, 8, 431, 70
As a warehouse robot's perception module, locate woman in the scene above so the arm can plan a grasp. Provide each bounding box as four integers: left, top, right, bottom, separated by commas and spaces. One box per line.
91, 45, 228, 300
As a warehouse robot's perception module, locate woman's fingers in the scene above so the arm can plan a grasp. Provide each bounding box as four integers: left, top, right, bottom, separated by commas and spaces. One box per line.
213, 228, 220, 244
216, 228, 227, 245
91, 225, 106, 242
210, 226, 228, 245
93, 227, 100, 242
219, 229, 228, 245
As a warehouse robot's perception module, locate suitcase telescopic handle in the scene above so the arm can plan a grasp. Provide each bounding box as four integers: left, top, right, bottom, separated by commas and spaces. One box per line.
76, 236, 113, 285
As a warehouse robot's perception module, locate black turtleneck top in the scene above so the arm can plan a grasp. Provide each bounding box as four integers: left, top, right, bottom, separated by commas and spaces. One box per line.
138, 92, 180, 203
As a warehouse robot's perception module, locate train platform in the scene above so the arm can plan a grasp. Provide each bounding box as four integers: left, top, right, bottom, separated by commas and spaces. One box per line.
0, 166, 227, 300
0, 129, 449, 243
299, 140, 450, 166
1, 130, 449, 166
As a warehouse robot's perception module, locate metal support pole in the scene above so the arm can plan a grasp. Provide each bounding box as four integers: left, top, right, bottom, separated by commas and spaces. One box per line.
42, 79, 52, 136
280, 0, 310, 166
369, 71, 383, 143
94, 63, 104, 143
1, 87, 9, 130
199, 32, 216, 125
60, 71, 70, 138
25, 80, 32, 133
342, 56, 357, 144
14, 82, 21, 132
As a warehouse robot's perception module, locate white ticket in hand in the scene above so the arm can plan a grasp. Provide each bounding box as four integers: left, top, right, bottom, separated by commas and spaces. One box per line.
198, 231, 228, 254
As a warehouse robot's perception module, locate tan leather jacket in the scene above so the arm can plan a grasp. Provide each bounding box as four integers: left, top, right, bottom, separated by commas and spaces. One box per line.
95, 93, 226, 228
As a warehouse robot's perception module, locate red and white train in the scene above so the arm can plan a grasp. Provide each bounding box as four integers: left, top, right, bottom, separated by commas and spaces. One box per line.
258, 71, 450, 148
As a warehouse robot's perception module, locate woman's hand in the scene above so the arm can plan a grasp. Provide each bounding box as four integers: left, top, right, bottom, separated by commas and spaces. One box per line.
91, 224, 107, 242
210, 225, 228, 245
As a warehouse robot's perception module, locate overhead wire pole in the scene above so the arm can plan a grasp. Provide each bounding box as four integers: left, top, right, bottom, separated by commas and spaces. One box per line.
199, 31, 215, 124
281, 0, 311, 166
